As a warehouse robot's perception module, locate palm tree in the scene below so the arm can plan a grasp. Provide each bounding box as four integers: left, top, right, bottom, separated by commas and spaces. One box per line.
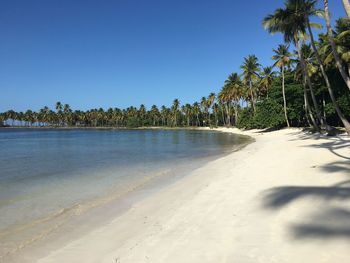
182, 104, 192, 126
212, 103, 219, 126
150, 105, 160, 126
63, 104, 71, 126
259, 66, 276, 99
263, 0, 323, 131
320, 18, 350, 76
323, 0, 350, 91
342, 0, 350, 18
138, 104, 146, 126
207, 93, 216, 126
171, 99, 180, 127
301, 1, 350, 134
224, 73, 243, 125
218, 85, 231, 126
272, 44, 291, 127
55, 101, 63, 126
192, 102, 201, 126
240, 55, 260, 112
200, 97, 208, 126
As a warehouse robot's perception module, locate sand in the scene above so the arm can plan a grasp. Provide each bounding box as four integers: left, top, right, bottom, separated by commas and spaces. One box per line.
31, 128, 350, 262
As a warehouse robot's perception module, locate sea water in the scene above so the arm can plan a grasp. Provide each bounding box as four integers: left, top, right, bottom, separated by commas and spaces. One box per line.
0, 128, 249, 259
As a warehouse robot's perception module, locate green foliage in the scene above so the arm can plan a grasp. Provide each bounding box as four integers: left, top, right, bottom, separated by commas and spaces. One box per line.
237, 99, 285, 129
125, 117, 141, 128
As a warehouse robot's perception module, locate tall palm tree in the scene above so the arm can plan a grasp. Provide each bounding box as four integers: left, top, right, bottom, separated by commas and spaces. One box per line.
342, 0, 350, 18
171, 99, 180, 127
263, 0, 323, 131
272, 44, 291, 127
218, 84, 231, 126
301, 1, 350, 134
63, 104, 71, 126
55, 101, 63, 126
200, 97, 208, 126
192, 102, 201, 126
240, 55, 260, 112
224, 73, 243, 125
207, 93, 216, 126
259, 66, 276, 99
320, 18, 350, 76
323, 0, 350, 91
182, 104, 192, 126
212, 103, 219, 126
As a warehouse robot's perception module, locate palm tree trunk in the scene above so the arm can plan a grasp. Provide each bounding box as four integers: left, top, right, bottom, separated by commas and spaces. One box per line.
281, 66, 290, 127
225, 103, 231, 126
307, 20, 350, 135
303, 80, 320, 132
342, 0, 350, 18
295, 37, 325, 128
324, 0, 350, 91
234, 104, 238, 126
249, 80, 256, 112
221, 107, 225, 126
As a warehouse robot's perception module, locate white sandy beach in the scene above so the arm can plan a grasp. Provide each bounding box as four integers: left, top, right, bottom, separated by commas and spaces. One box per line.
27, 128, 350, 263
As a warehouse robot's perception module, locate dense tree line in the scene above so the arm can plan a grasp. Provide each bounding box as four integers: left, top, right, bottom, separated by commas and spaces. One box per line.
1, 0, 350, 135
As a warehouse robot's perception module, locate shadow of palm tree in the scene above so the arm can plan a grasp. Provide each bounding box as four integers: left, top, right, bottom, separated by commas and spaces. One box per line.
292, 208, 350, 240
262, 180, 350, 240
263, 180, 350, 208
321, 161, 350, 173
289, 131, 350, 160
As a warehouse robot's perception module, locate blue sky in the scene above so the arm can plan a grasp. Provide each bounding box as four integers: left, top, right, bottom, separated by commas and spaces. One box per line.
0, 0, 346, 112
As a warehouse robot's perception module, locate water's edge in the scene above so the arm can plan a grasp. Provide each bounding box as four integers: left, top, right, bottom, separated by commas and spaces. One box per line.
2, 129, 253, 263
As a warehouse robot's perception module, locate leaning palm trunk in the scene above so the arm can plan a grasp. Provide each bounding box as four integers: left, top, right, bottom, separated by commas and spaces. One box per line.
303, 79, 320, 131
295, 37, 326, 128
342, 0, 350, 18
324, 0, 350, 91
281, 66, 290, 127
307, 20, 350, 135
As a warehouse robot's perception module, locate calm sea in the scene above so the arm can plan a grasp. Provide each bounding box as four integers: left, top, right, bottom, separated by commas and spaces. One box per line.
0, 128, 249, 259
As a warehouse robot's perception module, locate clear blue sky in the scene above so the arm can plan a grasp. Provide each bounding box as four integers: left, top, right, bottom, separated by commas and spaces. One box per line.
0, 0, 346, 112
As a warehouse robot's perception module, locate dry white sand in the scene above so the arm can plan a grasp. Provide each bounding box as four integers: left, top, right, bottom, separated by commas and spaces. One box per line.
34, 128, 350, 263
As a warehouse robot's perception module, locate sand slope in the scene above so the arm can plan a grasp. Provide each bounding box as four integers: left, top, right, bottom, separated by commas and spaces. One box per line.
36, 128, 350, 263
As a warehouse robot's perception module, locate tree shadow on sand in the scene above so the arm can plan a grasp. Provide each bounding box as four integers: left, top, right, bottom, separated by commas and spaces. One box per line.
291, 207, 350, 239
290, 131, 350, 160
262, 180, 350, 240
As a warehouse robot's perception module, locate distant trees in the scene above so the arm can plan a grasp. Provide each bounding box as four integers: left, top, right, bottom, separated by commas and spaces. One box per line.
1, 0, 349, 135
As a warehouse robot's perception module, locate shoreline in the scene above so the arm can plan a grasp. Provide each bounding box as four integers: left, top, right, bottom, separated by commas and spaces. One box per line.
2, 129, 252, 263
6, 128, 350, 262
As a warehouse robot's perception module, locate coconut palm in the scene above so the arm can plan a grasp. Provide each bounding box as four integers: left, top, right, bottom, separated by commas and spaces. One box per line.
240, 55, 260, 112
224, 73, 243, 125
212, 103, 219, 126
207, 93, 216, 126
297, 0, 350, 134
343, 0, 350, 18
218, 84, 232, 126
259, 66, 276, 99
192, 102, 201, 127
323, 0, 350, 91
272, 44, 292, 127
263, 0, 323, 131
320, 18, 350, 73
171, 99, 180, 126
182, 104, 192, 126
